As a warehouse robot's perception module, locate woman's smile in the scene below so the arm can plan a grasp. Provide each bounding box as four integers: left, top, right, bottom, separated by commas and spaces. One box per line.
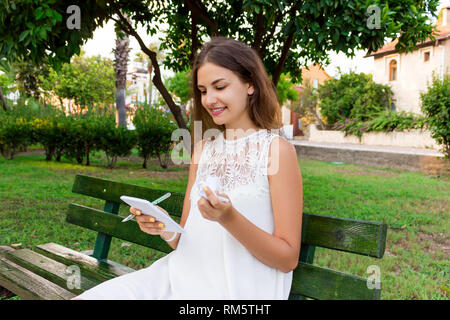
211, 106, 227, 116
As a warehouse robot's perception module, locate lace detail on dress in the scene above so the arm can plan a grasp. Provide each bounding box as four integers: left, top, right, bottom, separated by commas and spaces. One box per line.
196, 129, 284, 193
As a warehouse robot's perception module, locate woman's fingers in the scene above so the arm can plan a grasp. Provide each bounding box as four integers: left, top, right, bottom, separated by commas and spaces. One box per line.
130, 207, 168, 235
129, 207, 142, 215
136, 215, 165, 230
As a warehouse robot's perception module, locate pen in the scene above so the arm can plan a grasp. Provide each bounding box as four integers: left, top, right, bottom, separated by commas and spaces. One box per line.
121, 192, 171, 223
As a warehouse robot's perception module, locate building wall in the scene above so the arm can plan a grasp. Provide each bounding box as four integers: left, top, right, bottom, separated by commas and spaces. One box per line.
300, 63, 332, 87
308, 124, 440, 150
372, 39, 449, 114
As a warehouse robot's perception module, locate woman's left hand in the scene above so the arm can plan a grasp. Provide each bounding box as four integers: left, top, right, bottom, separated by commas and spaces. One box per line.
197, 187, 233, 222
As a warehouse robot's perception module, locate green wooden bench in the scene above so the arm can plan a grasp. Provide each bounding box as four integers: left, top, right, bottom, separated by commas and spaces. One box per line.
0, 174, 387, 300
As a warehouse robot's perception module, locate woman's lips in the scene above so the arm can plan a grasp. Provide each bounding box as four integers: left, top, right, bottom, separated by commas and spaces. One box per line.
211, 107, 227, 116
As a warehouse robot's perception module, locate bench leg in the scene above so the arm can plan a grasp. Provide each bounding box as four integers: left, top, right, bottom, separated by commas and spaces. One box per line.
0, 285, 16, 299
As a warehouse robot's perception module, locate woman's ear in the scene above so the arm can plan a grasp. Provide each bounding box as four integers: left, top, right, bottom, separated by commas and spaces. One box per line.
248, 84, 254, 96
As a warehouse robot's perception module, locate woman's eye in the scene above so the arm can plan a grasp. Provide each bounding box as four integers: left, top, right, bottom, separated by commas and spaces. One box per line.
199, 86, 225, 95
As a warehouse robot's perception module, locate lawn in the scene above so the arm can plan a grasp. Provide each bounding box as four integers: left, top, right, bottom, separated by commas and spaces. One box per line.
0, 147, 449, 300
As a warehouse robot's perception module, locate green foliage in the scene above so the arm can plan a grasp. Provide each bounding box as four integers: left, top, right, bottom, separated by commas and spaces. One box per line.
0, 71, 13, 95
133, 106, 178, 169
29, 106, 67, 161
334, 110, 427, 138
421, 73, 450, 157
0, 113, 32, 159
290, 81, 325, 129
318, 71, 394, 124
275, 73, 299, 105
0, 103, 59, 159
0, 0, 111, 69
40, 53, 116, 108
162, 0, 439, 83
96, 118, 138, 168
1, 0, 439, 85
165, 70, 192, 105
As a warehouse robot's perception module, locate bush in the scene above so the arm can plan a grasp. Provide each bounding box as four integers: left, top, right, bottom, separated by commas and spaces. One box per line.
334, 110, 427, 138
133, 106, 177, 169
318, 71, 394, 125
61, 113, 110, 166
0, 114, 32, 159
96, 116, 137, 168
29, 106, 68, 161
421, 73, 450, 157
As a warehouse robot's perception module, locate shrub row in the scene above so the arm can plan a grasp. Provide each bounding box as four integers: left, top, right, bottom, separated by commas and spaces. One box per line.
0, 104, 179, 168
332, 110, 428, 138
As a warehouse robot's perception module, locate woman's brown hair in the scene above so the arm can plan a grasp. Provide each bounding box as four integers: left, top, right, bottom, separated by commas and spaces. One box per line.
191, 37, 282, 146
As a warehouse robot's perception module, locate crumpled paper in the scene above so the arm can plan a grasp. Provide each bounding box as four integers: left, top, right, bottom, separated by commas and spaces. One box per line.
197, 175, 230, 203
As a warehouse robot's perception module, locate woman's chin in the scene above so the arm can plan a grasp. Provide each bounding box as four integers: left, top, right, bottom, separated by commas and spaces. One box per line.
212, 118, 226, 126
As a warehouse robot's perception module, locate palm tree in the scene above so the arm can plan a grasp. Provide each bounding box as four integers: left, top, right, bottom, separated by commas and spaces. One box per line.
134, 42, 164, 108
113, 13, 131, 127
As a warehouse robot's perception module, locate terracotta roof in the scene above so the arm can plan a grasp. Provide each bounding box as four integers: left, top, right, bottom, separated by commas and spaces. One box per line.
365, 23, 450, 58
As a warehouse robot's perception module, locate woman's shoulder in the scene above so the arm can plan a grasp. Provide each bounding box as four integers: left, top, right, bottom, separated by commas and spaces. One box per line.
267, 130, 296, 167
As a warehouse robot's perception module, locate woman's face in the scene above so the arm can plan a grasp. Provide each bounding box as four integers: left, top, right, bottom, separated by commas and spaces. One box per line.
197, 62, 254, 128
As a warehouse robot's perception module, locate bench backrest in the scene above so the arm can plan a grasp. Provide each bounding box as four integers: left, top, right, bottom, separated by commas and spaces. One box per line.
67, 174, 387, 300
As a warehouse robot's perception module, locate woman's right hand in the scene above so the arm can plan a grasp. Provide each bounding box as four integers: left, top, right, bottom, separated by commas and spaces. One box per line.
129, 206, 174, 239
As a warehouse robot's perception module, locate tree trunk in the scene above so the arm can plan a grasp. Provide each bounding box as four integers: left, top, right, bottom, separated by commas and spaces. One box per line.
116, 88, 127, 127
85, 147, 90, 166
114, 15, 131, 128
147, 64, 153, 107
113, 9, 189, 151
0, 85, 8, 112
142, 155, 148, 169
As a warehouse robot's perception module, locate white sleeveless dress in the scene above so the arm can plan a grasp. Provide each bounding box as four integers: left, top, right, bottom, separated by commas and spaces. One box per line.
75, 129, 293, 300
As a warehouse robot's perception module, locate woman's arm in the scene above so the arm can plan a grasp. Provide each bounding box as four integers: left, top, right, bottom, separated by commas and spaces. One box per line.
218, 138, 303, 273
160, 139, 205, 249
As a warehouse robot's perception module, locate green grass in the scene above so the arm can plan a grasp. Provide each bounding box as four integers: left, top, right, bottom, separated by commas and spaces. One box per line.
0, 149, 449, 300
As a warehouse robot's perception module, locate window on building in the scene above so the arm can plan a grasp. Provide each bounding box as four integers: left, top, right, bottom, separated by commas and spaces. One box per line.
389, 60, 397, 81
312, 79, 318, 91
424, 51, 430, 62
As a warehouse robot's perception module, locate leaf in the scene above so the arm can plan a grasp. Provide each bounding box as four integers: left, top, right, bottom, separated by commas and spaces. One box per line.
11, 243, 22, 248
18, 30, 29, 42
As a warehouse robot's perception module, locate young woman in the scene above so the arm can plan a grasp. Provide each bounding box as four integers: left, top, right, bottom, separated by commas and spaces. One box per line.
73, 37, 303, 300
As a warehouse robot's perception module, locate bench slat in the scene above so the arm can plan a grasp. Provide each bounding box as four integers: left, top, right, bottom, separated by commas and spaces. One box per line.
71, 175, 386, 258
35, 243, 135, 282
67, 203, 386, 259
72, 174, 184, 216
5, 249, 100, 295
302, 213, 387, 258
67, 204, 174, 254
0, 256, 75, 300
291, 262, 380, 300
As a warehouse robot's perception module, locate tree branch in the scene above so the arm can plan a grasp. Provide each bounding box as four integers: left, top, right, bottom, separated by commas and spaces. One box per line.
260, 10, 284, 57
110, 3, 190, 150
190, 13, 199, 68
272, 4, 298, 86
184, 0, 219, 36
252, 5, 265, 54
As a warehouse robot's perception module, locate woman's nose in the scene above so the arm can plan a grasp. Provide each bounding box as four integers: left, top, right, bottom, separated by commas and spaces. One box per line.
205, 92, 218, 105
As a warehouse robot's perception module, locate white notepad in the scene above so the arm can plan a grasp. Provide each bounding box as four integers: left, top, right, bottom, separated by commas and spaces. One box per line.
120, 196, 185, 234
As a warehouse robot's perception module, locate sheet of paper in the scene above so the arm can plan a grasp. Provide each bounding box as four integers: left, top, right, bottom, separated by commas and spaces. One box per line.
120, 196, 185, 233
197, 175, 230, 203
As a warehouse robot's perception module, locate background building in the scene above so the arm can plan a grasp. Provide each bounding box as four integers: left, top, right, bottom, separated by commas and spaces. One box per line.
282, 63, 332, 137
365, 6, 450, 114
